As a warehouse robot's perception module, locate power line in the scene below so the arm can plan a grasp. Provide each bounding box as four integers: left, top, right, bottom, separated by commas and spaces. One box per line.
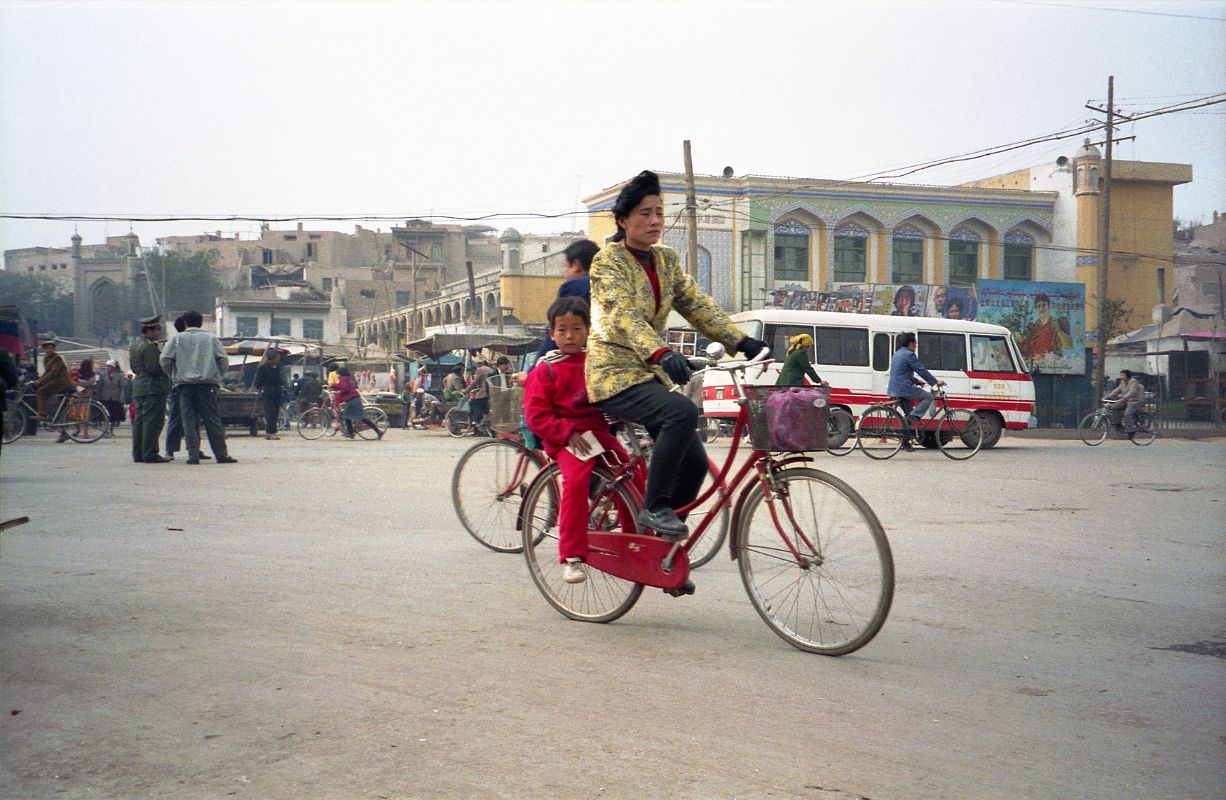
995, 0, 1226, 22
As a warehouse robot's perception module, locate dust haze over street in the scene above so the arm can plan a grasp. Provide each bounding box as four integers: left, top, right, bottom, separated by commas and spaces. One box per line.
2, 430, 1223, 799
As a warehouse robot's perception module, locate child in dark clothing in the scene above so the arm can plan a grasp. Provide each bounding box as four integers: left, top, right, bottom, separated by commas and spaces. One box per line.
522, 296, 630, 584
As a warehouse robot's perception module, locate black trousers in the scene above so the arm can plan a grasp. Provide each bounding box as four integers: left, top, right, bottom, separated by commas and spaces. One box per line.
596, 379, 707, 513
262, 391, 282, 435
179, 383, 229, 458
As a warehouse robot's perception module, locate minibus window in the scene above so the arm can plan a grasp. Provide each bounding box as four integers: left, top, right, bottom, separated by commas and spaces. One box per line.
872, 333, 892, 371
765, 325, 814, 360
971, 335, 1015, 372
815, 326, 869, 367
917, 332, 967, 371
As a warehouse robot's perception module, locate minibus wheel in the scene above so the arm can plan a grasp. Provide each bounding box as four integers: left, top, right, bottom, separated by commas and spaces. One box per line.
976, 411, 1003, 449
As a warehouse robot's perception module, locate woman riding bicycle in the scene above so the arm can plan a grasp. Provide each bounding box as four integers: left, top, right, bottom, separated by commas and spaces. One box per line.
586, 170, 766, 538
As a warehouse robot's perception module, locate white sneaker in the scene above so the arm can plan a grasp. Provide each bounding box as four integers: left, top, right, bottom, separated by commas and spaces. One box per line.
562, 559, 587, 584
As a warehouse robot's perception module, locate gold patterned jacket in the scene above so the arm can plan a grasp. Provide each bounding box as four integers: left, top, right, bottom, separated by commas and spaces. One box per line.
585, 242, 746, 403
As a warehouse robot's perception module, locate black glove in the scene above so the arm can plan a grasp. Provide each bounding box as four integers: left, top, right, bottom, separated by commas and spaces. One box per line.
736, 337, 769, 359
657, 350, 693, 386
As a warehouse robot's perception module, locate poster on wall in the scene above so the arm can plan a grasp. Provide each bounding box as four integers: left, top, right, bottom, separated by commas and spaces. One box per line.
871, 284, 931, 317
925, 285, 978, 320
977, 280, 1085, 374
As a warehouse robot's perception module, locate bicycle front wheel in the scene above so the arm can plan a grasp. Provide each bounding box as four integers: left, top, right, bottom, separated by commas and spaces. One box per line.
521, 464, 643, 623
856, 405, 905, 460
3, 404, 28, 444
65, 400, 109, 443
445, 408, 470, 438
1078, 412, 1108, 446
736, 467, 893, 655
452, 439, 543, 553
297, 408, 329, 440
826, 408, 856, 456
1131, 412, 1156, 446
936, 409, 983, 460
355, 407, 389, 439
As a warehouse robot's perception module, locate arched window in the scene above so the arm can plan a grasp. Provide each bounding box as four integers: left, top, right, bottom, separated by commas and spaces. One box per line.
948, 228, 980, 286
834, 223, 868, 282
891, 224, 924, 284
1004, 230, 1035, 281
773, 221, 809, 282
697, 246, 712, 294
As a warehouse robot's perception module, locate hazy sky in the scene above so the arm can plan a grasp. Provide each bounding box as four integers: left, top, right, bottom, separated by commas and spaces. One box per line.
1, 0, 1224, 261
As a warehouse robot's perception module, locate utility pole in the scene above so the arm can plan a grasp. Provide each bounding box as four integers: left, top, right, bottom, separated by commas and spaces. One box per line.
1093, 76, 1115, 400
683, 140, 700, 280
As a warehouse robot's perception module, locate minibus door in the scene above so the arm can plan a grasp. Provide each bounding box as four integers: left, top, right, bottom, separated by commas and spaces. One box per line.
870, 330, 893, 399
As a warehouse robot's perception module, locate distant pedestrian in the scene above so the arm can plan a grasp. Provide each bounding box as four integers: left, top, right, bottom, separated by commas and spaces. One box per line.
333, 366, 384, 440
254, 345, 284, 440
298, 371, 323, 407
95, 360, 128, 435
163, 315, 209, 461
129, 318, 172, 463
32, 339, 74, 421
442, 365, 464, 402
70, 358, 96, 441
160, 310, 237, 464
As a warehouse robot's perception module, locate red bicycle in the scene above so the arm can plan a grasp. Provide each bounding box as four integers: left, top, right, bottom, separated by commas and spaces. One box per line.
519, 346, 894, 656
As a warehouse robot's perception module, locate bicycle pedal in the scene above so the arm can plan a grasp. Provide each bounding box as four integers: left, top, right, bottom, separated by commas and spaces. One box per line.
664, 579, 696, 597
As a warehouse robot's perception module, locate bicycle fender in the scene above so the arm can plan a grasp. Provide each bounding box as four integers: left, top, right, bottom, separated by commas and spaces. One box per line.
728, 455, 814, 561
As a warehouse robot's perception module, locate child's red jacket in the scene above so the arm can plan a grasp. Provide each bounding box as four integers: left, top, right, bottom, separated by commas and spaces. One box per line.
522, 350, 607, 456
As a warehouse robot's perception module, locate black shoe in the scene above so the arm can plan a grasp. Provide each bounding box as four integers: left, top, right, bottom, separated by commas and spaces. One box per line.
200, 453, 212, 460
665, 579, 696, 598
901, 437, 915, 452
144, 455, 170, 463
215, 455, 237, 464
185, 456, 201, 465
636, 507, 688, 539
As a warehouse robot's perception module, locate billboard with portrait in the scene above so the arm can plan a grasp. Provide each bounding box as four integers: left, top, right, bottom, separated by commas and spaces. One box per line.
976, 280, 1085, 374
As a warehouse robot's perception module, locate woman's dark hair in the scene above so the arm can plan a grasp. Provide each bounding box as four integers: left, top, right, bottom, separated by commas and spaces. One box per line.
78, 358, 94, 380
893, 286, 916, 306
563, 239, 600, 272
1120, 369, 1133, 379
946, 298, 964, 313
898, 332, 917, 349
610, 170, 662, 243
547, 295, 590, 328
336, 366, 350, 377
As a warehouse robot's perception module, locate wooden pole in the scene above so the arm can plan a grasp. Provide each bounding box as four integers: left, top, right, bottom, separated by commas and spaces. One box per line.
683, 140, 700, 280
1094, 76, 1115, 400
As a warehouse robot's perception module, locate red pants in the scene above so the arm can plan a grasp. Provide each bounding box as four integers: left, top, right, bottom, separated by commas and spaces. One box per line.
552, 430, 632, 563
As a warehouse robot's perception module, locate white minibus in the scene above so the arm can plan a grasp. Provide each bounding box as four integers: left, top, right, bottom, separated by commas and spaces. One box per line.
697, 309, 1035, 449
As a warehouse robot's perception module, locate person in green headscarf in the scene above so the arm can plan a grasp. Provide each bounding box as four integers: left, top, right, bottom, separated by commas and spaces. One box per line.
776, 334, 825, 386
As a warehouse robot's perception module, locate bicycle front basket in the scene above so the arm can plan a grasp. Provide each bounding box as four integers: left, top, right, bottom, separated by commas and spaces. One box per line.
488, 384, 525, 434
742, 385, 829, 452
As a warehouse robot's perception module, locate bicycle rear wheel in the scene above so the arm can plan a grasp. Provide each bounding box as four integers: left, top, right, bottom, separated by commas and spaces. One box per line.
521, 464, 643, 623
685, 461, 731, 569
65, 400, 108, 443
1078, 412, 1108, 446
1131, 412, 1156, 446
936, 409, 983, 460
452, 439, 543, 553
856, 405, 905, 460
297, 408, 329, 440
735, 467, 893, 655
826, 408, 855, 456
3, 404, 28, 444
445, 408, 470, 438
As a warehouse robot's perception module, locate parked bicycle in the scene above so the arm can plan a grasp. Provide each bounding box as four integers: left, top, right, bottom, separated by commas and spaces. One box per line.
518, 345, 893, 656
3, 383, 110, 444
1078, 399, 1155, 446
855, 385, 983, 460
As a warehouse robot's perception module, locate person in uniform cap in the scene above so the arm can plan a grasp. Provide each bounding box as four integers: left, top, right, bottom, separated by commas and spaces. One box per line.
129, 316, 172, 463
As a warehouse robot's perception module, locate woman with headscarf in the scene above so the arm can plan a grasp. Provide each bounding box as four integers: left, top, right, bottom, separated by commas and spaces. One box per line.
776, 334, 825, 386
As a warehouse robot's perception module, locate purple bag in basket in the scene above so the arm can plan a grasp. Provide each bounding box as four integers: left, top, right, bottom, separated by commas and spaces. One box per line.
765, 387, 829, 451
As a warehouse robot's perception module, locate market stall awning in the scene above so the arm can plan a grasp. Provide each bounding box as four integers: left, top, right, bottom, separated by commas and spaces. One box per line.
406, 332, 540, 358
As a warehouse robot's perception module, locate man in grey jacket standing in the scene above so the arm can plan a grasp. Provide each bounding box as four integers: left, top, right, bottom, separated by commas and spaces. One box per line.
160, 310, 237, 465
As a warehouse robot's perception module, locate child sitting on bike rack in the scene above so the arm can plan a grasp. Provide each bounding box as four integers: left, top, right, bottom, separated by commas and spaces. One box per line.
523, 296, 631, 585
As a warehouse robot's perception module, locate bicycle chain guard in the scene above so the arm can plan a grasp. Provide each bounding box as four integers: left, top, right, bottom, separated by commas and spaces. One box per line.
585, 531, 691, 590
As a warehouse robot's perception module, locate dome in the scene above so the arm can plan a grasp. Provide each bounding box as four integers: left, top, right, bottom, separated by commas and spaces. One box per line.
1075, 137, 1101, 160
500, 227, 523, 243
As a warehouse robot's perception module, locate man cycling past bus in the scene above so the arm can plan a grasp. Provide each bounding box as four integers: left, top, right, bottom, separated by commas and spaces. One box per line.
887, 332, 945, 451
1104, 369, 1144, 439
